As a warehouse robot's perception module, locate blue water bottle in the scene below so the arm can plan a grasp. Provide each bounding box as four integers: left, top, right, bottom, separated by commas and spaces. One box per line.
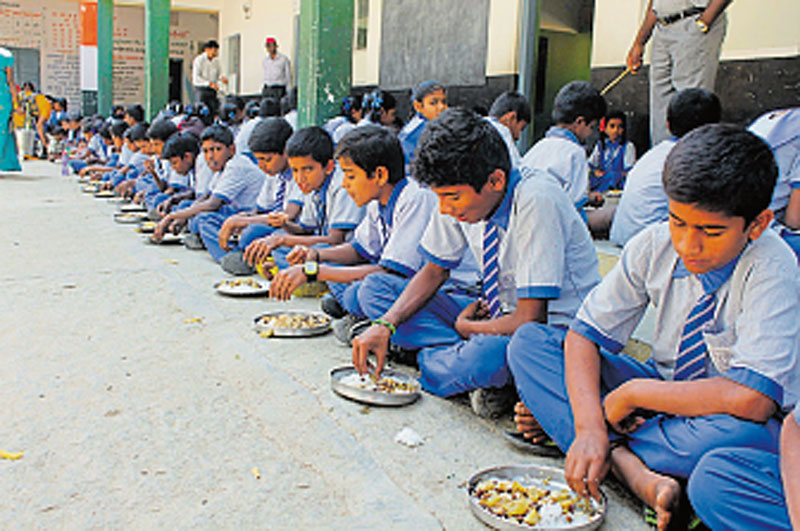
61, 149, 69, 176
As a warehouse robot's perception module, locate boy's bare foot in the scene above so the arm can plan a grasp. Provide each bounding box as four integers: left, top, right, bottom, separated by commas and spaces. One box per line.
513, 401, 549, 443
611, 446, 681, 530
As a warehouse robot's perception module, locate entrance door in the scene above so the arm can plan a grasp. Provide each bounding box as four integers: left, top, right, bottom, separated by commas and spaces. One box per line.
169, 58, 183, 103
7, 47, 40, 90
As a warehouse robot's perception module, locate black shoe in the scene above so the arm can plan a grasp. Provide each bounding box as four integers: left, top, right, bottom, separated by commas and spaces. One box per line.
320, 292, 346, 319
183, 232, 205, 250
387, 343, 419, 368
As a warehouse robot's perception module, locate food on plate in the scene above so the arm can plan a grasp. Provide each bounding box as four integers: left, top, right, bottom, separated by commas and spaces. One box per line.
339, 372, 419, 394
218, 278, 264, 290
471, 477, 599, 528
257, 313, 330, 330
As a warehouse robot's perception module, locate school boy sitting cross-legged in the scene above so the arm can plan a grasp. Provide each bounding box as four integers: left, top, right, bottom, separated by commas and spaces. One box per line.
351, 108, 600, 418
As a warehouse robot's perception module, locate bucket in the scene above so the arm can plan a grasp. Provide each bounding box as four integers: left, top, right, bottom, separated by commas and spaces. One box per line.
15, 129, 35, 157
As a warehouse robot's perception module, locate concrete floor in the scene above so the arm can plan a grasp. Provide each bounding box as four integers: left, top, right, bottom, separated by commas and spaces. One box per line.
0, 161, 647, 529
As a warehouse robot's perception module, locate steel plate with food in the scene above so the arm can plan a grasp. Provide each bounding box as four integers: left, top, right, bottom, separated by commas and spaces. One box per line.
114, 212, 148, 224
82, 184, 100, 194
136, 221, 158, 233
148, 233, 182, 245
467, 465, 606, 530
253, 311, 331, 337
215, 278, 269, 297
330, 365, 421, 406
94, 190, 116, 198
119, 203, 147, 213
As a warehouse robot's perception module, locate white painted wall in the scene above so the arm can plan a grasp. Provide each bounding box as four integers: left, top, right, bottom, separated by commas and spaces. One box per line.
217, 0, 297, 95
591, 0, 800, 67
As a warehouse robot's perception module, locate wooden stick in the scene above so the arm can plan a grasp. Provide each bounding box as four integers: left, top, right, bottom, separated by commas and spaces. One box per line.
600, 67, 632, 96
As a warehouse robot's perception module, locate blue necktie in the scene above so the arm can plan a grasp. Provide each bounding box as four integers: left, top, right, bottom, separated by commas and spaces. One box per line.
673, 292, 716, 380
272, 174, 287, 212
313, 191, 326, 235
482, 221, 502, 318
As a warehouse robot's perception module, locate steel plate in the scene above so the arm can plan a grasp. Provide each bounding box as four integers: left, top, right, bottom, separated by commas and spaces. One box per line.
215, 278, 269, 297
330, 365, 421, 406
467, 465, 606, 530
253, 311, 332, 338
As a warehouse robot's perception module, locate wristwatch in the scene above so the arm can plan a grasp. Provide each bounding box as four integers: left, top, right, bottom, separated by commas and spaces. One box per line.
303, 260, 319, 282
696, 19, 709, 33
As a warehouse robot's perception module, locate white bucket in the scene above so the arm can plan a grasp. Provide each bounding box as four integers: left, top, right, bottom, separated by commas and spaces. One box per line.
15, 129, 35, 156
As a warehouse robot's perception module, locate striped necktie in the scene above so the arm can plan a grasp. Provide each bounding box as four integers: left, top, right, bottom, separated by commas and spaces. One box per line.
272, 174, 288, 212
482, 220, 502, 318
673, 292, 716, 381
313, 190, 326, 235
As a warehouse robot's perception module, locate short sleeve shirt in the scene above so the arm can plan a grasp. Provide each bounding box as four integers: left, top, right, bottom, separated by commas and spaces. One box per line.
255, 168, 302, 212
419, 168, 601, 326
351, 178, 438, 277
609, 138, 676, 247
235, 117, 262, 154
297, 167, 365, 236
572, 222, 800, 408
748, 108, 800, 224
210, 154, 266, 211
520, 126, 589, 208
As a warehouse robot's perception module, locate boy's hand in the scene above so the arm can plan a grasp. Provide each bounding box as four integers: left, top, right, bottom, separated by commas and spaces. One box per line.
133, 190, 145, 204
352, 323, 392, 378
286, 245, 315, 265
266, 211, 289, 228
565, 429, 610, 502
143, 158, 155, 174
603, 380, 646, 434
156, 200, 170, 217
243, 234, 283, 266
455, 300, 490, 338
269, 265, 306, 301
218, 217, 245, 251
154, 214, 173, 240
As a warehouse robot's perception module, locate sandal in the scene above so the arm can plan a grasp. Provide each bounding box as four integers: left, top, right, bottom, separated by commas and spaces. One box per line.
503, 430, 563, 457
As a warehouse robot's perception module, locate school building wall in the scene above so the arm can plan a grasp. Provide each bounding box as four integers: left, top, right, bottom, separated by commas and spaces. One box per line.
0, 0, 218, 112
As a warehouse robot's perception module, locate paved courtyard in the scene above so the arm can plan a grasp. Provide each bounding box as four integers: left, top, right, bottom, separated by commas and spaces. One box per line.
0, 161, 646, 529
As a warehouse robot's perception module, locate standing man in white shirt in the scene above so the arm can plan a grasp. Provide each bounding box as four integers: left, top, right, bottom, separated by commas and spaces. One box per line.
193, 40, 227, 117
261, 37, 292, 101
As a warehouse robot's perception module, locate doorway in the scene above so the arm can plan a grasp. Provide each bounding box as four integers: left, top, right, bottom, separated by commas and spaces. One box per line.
169, 58, 183, 103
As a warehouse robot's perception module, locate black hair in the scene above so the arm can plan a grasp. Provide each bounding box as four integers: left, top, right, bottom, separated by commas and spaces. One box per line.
226, 95, 245, 112
363, 89, 397, 124
53, 127, 67, 137
489, 91, 532, 124
663, 124, 777, 226
200, 124, 235, 147
54, 97, 68, 111
203, 40, 219, 50
112, 105, 125, 119
245, 100, 260, 119
168, 100, 183, 115
334, 125, 405, 185
110, 120, 129, 138
285, 126, 333, 165
412, 107, 510, 192
187, 102, 214, 126
258, 97, 281, 118
552, 81, 607, 125
340, 95, 362, 122
219, 103, 238, 123
666, 88, 721, 138
249, 117, 293, 155
22, 81, 36, 92
68, 112, 83, 122
412, 80, 445, 103
162, 132, 200, 160
99, 122, 113, 140
147, 119, 178, 141
598, 110, 628, 150
126, 123, 149, 142
125, 104, 145, 123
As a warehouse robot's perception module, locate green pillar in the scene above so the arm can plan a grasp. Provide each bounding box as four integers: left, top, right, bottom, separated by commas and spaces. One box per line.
297, 0, 354, 129
145, 0, 170, 120
97, 0, 113, 116
516, 0, 541, 151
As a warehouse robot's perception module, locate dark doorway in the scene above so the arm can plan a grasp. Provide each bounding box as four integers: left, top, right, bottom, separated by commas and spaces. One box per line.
169, 58, 183, 103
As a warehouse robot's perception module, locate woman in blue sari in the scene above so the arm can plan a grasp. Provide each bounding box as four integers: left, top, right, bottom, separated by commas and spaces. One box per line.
0, 47, 22, 171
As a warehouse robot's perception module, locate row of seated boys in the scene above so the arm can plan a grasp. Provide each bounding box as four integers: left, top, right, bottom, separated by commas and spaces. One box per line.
70, 82, 799, 529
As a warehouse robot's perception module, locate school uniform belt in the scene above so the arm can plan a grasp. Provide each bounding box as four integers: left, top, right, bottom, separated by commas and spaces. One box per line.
656, 6, 703, 25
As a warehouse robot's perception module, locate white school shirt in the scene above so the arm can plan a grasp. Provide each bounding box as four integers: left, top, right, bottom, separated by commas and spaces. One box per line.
129, 152, 149, 173
235, 117, 263, 154
210, 154, 265, 211
255, 168, 303, 213
419, 168, 601, 326
193, 155, 214, 196
351, 178, 438, 278
609, 138, 677, 247
487, 117, 522, 168
573, 222, 800, 409
284, 110, 297, 131
748, 108, 800, 224
118, 144, 133, 166
297, 167, 365, 236
520, 126, 589, 208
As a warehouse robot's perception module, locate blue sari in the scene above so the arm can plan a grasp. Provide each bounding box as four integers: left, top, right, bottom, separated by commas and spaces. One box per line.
0, 48, 21, 171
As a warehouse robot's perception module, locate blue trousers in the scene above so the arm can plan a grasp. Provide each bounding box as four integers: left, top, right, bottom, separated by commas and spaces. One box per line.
145, 191, 170, 211
200, 219, 277, 263
507, 322, 780, 479
688, 447, 789, 530
69, 160, 88, 173
357, 273, 513, 397
328, 281, 366, 318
